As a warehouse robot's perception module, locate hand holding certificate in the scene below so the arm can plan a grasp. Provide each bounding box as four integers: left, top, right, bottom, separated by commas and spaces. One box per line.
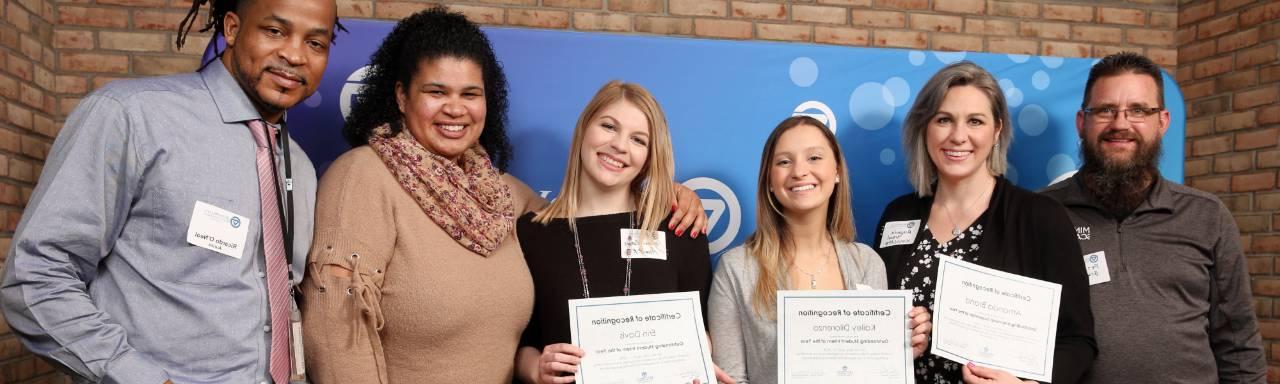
568, 291, 714, 384
776, 290, 915, 384
931, 257, 1062, 382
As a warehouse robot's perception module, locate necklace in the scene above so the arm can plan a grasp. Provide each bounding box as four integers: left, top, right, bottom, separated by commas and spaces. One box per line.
793, 244, 834, 289
938, 183, 992, 237
571, 212, 633, 298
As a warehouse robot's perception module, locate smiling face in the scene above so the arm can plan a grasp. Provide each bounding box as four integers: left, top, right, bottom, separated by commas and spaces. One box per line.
578, 100, 651, 194
769, 124, 840, 217
925, 85, 1001, 184
396, 57, 487, 162
1076, 72, 1169, 169
221, 0, 335, 123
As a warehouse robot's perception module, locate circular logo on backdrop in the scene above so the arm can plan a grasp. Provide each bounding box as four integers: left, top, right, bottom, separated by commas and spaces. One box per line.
230, 216, 241, 228
792, 101, 837, 133
340, 66, 372, 120
682, 177, 741, 255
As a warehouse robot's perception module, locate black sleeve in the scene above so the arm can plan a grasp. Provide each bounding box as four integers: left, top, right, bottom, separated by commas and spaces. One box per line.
873, 195, 915, 286
516, 216, 544, 350
519, 308, 543, 350
1031, 197, 1097, 384
673, 219, 713, 327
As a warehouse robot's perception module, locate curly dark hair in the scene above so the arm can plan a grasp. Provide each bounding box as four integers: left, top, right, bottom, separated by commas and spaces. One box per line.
342, 6, 514, 171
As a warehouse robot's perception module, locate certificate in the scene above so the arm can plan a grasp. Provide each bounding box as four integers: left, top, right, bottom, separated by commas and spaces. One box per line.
777, 290, 914, 384
568, 291, 714, 384
932, 257, 1062, 382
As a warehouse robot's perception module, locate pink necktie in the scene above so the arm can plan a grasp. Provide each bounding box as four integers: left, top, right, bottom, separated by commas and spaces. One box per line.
248, 120, 291, 384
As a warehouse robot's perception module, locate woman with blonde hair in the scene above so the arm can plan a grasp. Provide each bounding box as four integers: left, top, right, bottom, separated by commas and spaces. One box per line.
300, 9, 709, 383
515, 80, 712, 383
708, 116, 931, 383
872, 61, 1095, 383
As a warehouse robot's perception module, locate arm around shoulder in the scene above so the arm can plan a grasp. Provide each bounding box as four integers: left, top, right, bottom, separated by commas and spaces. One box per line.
503, 174, 548, 215
301, 148, 398, 384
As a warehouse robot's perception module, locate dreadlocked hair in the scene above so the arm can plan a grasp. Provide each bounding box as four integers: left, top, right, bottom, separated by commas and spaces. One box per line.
175, 0, 347, 50
342, 6, 514, 172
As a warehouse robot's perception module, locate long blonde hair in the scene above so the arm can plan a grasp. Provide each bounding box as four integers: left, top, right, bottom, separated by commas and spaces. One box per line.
533, 80, 675, 233
746, 116, 855, 319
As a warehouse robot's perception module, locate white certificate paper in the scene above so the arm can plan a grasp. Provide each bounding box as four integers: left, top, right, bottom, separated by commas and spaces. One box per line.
777, 290, 914, 384
568, 291, 714, 383
932, 257, 1062, 382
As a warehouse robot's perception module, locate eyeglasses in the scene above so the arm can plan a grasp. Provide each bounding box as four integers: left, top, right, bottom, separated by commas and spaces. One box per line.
1081, 106, 1164, 123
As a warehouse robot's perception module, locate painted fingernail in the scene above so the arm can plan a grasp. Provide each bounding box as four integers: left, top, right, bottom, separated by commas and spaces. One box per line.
692, 231, 698, 239
676, 229, 683, 237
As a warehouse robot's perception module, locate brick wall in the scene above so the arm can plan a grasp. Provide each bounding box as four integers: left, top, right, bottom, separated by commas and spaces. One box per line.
1178, 0, 1280, 382
0, 0, 1275, 383
0, 0, 65, 381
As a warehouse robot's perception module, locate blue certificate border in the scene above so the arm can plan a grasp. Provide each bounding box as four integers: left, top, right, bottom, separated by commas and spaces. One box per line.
778, 293, 912, 382
573, 296, 712, 383
933, 260, 1060, 377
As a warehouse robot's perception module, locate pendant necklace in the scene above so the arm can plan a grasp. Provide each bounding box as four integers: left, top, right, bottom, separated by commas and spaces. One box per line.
571, 212, 634, 298
939, 185, 991, 237
793, 245, 834, 289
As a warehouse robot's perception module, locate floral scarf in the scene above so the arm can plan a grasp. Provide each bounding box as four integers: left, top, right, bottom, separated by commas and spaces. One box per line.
368, 125, 514, 256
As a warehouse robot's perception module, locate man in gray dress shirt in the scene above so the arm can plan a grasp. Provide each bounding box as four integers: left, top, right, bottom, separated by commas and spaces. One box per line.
0, 0, 337, 383
1040, 52, 1265, 383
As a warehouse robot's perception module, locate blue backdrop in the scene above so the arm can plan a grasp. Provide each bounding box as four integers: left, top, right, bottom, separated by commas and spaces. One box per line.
215, 19, 1186, 260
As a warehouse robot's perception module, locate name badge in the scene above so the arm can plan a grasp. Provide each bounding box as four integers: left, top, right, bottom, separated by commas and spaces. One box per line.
620, 228, 666, 260
1083, 251, 1111, 286
854, 283, 873, 290
186, 201, 250, 259
879, 220, 920, 248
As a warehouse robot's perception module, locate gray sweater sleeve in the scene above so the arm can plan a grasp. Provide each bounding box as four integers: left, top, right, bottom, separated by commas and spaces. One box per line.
852, 243, 889, 290
709, 247, 752, 383
1207, 203, 1267, 383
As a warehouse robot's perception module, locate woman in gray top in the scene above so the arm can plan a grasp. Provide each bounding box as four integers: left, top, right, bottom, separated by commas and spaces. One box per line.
708, 116, 931, 383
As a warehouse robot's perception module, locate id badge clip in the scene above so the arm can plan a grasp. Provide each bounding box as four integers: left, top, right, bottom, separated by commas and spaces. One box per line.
289, 300, 307, 383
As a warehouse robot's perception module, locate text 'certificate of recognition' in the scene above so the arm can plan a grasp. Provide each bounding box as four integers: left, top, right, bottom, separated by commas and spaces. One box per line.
777, 290, 914, 384
568, 291, 714, 384
932, 257, 1062, 382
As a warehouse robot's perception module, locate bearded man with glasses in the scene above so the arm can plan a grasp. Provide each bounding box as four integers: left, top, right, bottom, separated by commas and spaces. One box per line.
1041, 52, 1265, 383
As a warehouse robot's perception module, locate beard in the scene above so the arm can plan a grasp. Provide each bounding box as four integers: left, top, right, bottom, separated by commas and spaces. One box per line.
1078, 130, 1162, 218
228, 56, 308, 116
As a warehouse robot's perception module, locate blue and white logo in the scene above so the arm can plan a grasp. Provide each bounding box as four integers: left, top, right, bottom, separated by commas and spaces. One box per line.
792, 100, 837, 133
683, 177, 741, 255
230, 216, 241, 229
340, 65, 371, 120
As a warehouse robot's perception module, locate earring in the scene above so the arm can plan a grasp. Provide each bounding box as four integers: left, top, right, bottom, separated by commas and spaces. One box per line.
994, 142, 1001, 151
835, 177, 840, 183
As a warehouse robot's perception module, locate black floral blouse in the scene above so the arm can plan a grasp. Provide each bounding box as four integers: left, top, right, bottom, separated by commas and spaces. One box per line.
901, 213, 986, 384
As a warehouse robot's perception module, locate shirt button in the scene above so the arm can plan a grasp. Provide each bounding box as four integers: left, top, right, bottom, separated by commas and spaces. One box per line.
264, 325, 271, 333
258, 271, 267, 278
260, 381, 268, 384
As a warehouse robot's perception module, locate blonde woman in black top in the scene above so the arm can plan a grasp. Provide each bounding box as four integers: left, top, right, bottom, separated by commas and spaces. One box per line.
514, 81, 717, 384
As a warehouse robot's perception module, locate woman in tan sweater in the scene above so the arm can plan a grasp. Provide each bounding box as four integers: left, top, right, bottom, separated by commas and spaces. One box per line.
300, 8, 707, 383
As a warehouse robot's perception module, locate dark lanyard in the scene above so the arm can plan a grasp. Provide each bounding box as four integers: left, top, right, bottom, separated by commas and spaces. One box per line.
264, 121, 295, 280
